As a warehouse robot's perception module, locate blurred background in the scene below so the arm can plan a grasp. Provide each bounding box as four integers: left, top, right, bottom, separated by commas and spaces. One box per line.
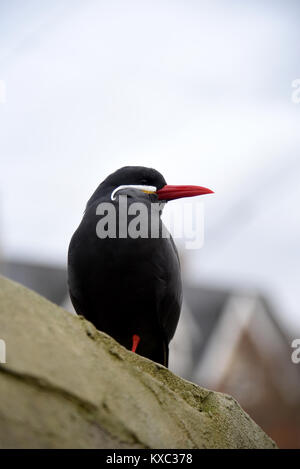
0, 0, 300, 448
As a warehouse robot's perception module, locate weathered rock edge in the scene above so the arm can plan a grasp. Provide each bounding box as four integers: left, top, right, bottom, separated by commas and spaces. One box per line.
0, 275, 276, 449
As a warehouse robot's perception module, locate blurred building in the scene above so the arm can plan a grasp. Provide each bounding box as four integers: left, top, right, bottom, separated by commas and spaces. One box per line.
1, 259, 300, 448
185, 286, 300, 449
0, 260, 67, 306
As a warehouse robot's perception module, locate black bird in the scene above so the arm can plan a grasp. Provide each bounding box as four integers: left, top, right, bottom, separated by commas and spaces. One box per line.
68, 166, 213, 367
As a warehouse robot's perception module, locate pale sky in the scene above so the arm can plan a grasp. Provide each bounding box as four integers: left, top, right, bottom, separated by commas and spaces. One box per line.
0, 0, 299, 332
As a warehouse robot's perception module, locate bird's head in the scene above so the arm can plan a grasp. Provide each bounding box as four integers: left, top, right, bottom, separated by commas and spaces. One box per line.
87, 166, 213, 207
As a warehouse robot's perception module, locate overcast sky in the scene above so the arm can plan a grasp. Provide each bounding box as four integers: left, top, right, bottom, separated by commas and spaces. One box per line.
0, 0, 299, 332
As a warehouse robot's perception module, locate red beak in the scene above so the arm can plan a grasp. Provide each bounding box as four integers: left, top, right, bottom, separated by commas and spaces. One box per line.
156, 184, 214, 201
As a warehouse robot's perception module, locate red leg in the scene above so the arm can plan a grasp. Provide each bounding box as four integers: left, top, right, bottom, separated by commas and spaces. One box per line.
131, 334, 140, 353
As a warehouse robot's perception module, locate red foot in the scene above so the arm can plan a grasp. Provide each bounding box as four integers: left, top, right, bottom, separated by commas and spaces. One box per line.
131, 334, 140, 353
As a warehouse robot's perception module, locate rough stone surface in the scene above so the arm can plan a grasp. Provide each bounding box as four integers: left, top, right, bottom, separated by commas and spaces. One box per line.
0, 275, 276, 449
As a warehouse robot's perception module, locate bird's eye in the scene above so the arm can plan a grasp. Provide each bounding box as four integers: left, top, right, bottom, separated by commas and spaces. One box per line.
141, 179, 148, 185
